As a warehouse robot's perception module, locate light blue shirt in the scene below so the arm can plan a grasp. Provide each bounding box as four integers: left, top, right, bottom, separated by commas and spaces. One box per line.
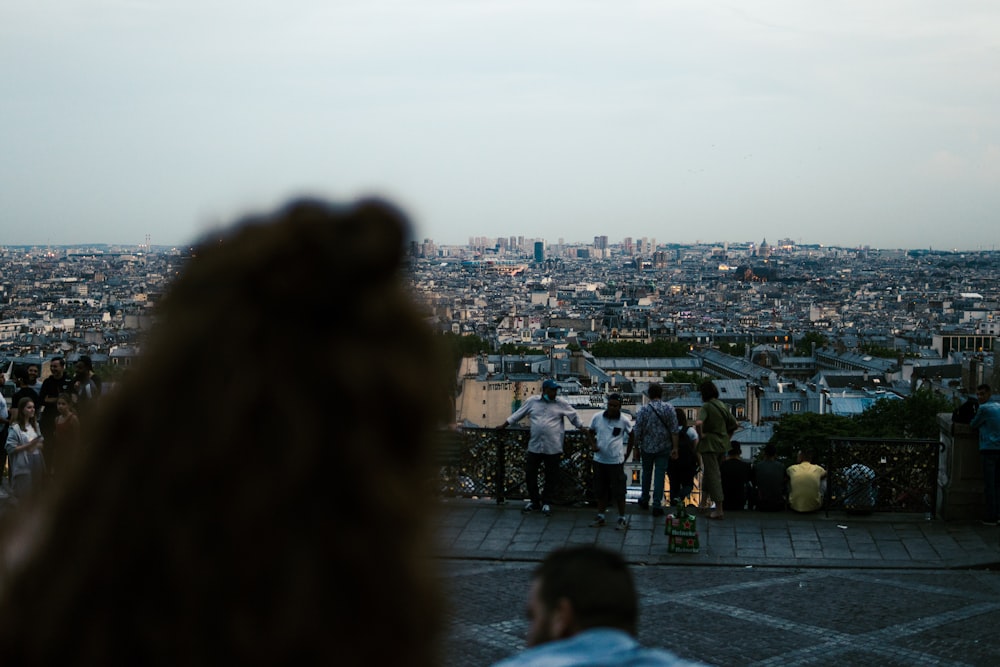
491, 627, 707, 667
507, 395, 586, 455
970, 399, 1000, 451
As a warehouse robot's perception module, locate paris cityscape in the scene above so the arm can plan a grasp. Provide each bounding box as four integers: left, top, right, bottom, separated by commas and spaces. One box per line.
2, 235, 998, 425
5, 1, 1000, 664
2, 230, 999, 665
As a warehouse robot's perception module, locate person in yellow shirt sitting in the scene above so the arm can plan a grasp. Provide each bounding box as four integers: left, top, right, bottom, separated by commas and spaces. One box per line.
786, 450, 827, 513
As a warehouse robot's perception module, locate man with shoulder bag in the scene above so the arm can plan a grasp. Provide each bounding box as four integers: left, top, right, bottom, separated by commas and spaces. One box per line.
696, 381, 739, 520
632, 383, 680, 517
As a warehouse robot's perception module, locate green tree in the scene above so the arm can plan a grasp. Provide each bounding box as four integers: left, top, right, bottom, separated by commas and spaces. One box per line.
498, 342, 540, 355
441, 333, 490, 368
769, 413, 858, 462
794, 331, 827, 356
661, 371, 704, 385
852, 386, 953, 438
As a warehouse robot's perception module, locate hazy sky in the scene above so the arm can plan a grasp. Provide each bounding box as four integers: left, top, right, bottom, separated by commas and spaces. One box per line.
2, 1, 999, 249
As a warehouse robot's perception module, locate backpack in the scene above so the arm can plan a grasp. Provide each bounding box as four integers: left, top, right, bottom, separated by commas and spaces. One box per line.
952, 398, 979, 424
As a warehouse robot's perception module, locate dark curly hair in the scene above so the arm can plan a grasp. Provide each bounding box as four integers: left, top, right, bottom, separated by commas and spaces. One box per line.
0, 198, 452, 665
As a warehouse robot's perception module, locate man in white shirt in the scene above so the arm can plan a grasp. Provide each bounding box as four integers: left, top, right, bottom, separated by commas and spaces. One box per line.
498, 379, 587, 516
587, 394, 634, 530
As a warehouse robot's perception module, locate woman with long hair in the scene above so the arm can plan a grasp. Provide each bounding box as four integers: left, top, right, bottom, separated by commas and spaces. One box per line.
4, 397, 46, 500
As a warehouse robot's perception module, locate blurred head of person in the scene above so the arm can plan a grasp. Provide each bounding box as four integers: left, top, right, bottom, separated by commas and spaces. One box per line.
0, 198, 452, 666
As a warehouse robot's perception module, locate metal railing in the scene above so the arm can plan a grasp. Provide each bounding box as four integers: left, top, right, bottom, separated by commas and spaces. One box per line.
436, 427, 595, 506
819, 437, 941, 517
436, 429, 943, 515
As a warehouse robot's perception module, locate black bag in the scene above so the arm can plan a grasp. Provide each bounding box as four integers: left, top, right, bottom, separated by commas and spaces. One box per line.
952, 398, 979, 424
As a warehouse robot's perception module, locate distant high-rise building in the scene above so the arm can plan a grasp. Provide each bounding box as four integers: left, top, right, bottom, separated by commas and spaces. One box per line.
623, 237, 633, 255
594, 235, 608, 251
534, 241, 545, 263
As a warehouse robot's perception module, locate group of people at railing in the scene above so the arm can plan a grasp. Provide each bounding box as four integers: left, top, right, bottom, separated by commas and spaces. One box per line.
494, 377, 885, 521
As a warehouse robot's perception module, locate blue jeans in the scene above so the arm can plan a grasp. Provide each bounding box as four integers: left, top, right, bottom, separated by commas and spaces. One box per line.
982, 451, 1000, 522
640, 451, 670, 508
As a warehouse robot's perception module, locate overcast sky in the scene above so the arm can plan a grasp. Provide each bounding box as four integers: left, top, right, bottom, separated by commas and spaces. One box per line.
2, 1, 998, 250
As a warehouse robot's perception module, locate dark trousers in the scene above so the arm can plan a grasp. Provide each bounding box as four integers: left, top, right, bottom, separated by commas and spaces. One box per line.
982, 451, 1000, 522
0, 425, 7, 484
593, 462, 627, 511
525, 451, 561, 506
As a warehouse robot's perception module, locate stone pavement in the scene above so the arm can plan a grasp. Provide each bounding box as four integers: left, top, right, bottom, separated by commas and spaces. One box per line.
434, 499, 1000, 666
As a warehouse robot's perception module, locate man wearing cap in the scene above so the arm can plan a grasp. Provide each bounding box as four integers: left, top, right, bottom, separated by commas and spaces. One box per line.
498, 379, 587, 516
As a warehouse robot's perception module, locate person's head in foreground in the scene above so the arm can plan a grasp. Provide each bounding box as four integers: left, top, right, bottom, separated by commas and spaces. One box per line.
527, 545, 638, 647
0, 198, 452, 665
493, 545, 706, 666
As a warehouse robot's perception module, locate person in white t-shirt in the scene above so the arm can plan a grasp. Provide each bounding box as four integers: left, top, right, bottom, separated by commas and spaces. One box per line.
587, 394, 634, 531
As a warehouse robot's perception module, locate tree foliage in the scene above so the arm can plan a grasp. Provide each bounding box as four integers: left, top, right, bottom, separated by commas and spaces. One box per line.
793, 331, 827, 356
858, 343, 918, 360
498, 342, 541, 355
441, 333, 490, 367
769, 387, 953, 456
852, 386, 952, 438
768, 413, 858, 461
589, 340, 690, 357
661, 371, 705, 385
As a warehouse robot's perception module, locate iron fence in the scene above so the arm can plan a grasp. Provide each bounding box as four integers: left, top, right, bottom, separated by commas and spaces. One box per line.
819, 437, 941, 517
436, 427, 595, 506
436, 429, 943, 515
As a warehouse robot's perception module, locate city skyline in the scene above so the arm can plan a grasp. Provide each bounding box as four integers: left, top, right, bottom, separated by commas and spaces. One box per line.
3, 2, 999, 250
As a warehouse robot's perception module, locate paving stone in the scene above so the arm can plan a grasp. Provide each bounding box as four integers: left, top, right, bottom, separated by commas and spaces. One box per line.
434, 499, 1000, 666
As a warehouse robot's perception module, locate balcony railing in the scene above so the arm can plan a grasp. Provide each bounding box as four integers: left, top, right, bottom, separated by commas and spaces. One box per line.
821, 437, 941, 517
435, 427, 595, 506
436, 428, 942, 516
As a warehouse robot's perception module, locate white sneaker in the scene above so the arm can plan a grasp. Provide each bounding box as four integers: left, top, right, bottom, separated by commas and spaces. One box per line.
615, 516, 629, 531
589, 514, 606, 527
541, 504, 552, 516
